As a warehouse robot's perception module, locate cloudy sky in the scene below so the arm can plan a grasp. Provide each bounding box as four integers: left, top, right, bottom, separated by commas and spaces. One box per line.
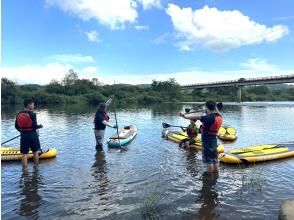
2, 0, 294, 85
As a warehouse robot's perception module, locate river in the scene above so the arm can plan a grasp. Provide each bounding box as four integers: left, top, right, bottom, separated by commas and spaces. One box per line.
1, 102, 294, 219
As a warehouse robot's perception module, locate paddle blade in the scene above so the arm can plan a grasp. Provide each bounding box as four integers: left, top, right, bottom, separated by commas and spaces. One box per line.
217, 102, 223, 111
185, 108, 191, 113
162, 123, 170, 128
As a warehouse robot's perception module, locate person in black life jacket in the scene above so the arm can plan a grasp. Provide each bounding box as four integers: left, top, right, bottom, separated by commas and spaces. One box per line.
94, 103, 117, 151
180, 100, 222, 173
15, 98, 43, 168
179, 119, 198, 149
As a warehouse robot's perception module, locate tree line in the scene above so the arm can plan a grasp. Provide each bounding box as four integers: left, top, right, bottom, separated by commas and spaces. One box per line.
2, 69, 294, 105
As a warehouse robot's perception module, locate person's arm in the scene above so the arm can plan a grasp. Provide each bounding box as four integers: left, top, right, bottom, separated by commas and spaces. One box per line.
15, 116, 21, 132
31, 112, 43, 130
102, 120, 117, 128
180, 113, 201, 121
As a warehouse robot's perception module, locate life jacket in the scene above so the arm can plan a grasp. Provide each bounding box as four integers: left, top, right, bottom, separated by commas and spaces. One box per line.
102, 112, 109, 121
201, 113, 222, 136
187, 124, 198, 137
94, 111, 109, 124
16, 112, 33, 132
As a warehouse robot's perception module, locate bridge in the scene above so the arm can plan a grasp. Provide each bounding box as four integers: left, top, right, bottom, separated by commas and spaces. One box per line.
181, 74, 294, 102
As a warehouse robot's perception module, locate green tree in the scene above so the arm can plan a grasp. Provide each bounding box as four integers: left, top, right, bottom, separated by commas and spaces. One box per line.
1, 78, 18, 104
46, 80, 64, 94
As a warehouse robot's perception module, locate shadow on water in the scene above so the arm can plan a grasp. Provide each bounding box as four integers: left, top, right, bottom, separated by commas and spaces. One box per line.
18, 166, 43, 219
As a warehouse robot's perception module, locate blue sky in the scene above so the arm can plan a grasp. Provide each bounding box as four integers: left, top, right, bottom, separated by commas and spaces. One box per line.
2, 0, 294, 84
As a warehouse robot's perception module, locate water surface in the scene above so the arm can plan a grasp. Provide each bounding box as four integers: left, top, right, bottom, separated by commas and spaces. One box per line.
2, 102, 294, 219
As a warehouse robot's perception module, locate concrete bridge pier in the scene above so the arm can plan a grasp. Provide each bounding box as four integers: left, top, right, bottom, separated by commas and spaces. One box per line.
237, 86, 243, 102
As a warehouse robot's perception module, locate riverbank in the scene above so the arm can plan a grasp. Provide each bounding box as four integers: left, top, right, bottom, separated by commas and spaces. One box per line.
2, 73, 294, 106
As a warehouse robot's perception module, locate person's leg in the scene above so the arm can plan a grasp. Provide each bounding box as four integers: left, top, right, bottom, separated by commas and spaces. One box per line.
94, 129, 105, 151
20, 135, 29, 168
33, 152, 39, 165
178, 141, 183, 148
206, 164, 214, 172
22, 154, 28, 168
212, 163, 219, 173
31, 133, 41, 165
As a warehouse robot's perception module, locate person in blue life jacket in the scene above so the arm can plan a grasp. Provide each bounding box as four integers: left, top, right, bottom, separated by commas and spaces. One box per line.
179, 119, 199, 148
15, 98, 43, 168
180, 100, 222, 173
94, 103, 117, 152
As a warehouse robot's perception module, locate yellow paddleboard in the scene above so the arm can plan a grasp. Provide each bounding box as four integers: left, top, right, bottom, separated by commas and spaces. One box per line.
1, 147, 57, 161
217, 127, 237, 141
163, 130, 224, 153
219, 143, 294, 164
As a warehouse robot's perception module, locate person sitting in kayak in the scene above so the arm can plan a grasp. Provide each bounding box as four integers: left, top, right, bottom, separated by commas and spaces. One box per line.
15, 98, 43, 168
179, 119, 198, 148
94, 103, 117, 152
180, 100, 222, 173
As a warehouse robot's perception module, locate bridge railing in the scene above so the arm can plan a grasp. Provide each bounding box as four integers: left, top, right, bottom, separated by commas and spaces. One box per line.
182, 74, 294, 87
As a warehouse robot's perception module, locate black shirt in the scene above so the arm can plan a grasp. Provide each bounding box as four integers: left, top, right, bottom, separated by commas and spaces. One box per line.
94, 111, 108, 130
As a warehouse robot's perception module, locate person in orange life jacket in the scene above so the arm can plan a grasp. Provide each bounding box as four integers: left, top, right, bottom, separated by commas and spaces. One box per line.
180, 100, 222, 173
15, 98, 43, 168
179, 119, 198, 149
94, 103, 117, 151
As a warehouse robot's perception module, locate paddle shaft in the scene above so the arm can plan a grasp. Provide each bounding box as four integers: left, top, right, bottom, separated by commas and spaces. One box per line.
1, 135, 21, 145
113, 92, 121, 148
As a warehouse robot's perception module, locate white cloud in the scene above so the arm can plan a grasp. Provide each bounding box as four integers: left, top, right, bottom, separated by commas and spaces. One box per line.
2, 60, 291, 85
98, 70, 293, 85
85, 30, 100, 42
137, 0, 161, 10
48, 53, 94, 63
134, 25, 149, 30
1, 63, 72, 85
45, 0, 138, 30
166, 4, 289, 52
241, 58, 277, 71
82, 66, 98, 74
152, 33, 171, 44
45, 0, 161, 30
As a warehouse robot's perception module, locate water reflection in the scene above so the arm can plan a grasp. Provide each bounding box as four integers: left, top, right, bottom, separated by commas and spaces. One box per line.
19, 166, 42, 219
91, 152, 109, 199
197, 172, 219, 220
185, 150, 201, 178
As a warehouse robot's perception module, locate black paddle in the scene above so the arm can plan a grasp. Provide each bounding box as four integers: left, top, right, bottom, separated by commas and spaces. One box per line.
162, 123, 187, 129
185, 102, 223, 114
1, 135, 21, 145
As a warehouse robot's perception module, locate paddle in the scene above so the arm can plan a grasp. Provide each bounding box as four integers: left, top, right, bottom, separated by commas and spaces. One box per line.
113, 95, 121, 149
105, 95, 114, 106
162, 123, 187, 129
185, 102, 223, 114
1, 135, 21, 145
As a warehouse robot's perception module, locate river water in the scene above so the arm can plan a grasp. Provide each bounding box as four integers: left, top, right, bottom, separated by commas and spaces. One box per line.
1, 102, 294, 219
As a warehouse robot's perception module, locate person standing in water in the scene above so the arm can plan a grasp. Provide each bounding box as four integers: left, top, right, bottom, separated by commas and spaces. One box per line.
94, 103, 117, 151
15, 98, 43, 168
180, 101, 222, 173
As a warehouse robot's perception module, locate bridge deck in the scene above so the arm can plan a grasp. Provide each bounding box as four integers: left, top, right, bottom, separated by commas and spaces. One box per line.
181, 74, 294, 89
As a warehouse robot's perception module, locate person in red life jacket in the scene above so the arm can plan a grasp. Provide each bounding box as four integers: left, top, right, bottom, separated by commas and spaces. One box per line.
15, 98, 43, 168
94, 103, 117, 151
180, 100, 222, 173
179, 119, 199, 148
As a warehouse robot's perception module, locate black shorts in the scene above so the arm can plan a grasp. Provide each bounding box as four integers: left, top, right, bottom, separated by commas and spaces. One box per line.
20, 132, 41, 154
182, 138, 196, 145
202, 138, 218, 164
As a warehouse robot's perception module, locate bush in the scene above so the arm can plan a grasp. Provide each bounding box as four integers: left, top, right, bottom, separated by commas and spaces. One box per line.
85, 92, 106, 104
